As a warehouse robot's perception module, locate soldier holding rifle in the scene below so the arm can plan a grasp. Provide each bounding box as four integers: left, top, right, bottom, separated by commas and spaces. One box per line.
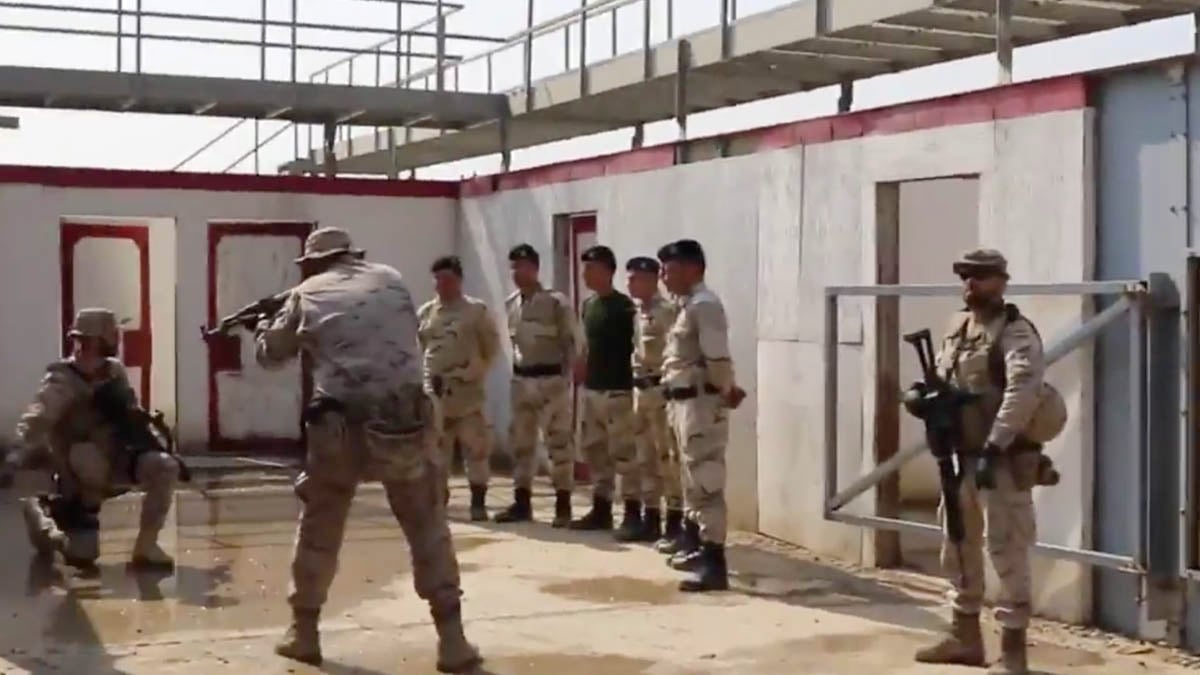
903, 249, 1065, 675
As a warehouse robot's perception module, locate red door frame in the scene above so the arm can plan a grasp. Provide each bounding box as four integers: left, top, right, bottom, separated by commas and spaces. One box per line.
206, 221, 314, 455
564, 213, 597, 483
60, 221, 152, 405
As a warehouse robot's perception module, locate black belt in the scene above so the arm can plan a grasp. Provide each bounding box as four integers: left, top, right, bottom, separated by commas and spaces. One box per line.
513, 364, 563, 378
663, 384, 720, 401
633, 375, 661, 390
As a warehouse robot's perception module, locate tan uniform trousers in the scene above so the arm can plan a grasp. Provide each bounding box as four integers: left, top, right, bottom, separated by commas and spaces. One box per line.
436, 409, 493, 487
580, 388, 638, 501
64, 442, 178, 536
289, 413, 462, 618
633, 386, 682, 509
508, 375, 575, 491
939, 456, 1036, 629
666, 393, 728, 544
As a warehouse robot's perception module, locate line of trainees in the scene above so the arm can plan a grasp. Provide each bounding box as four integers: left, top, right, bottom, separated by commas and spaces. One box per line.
3, 227, 1056, 675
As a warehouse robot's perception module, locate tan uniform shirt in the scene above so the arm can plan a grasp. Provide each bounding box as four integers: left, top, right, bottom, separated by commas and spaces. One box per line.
936, 307, 1045, 450
417, 294, 501, 414
661, 283, 736, 394
632, 294, 677, 379
505, 284, 579, 370
15, 358, 132, 465
256, 258, 422, 412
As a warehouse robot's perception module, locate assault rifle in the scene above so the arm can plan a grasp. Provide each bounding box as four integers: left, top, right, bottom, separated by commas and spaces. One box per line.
202, 290, 290, 339
901, 329, 977, 551
93, 378, 192, 484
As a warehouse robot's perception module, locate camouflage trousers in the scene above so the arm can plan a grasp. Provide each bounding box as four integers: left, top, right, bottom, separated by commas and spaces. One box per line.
65, 442, 179, 537
509, 375, 575, 491
633, 386, 682, 509
290, 405, 463, 619
435, 407, 493, 487
667, 394, 729, 544
940, 457, 1035, 629
580, 388, 638, 501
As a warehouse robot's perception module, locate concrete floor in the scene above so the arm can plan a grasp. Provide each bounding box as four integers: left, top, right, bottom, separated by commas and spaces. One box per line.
0, 477, 1191, 675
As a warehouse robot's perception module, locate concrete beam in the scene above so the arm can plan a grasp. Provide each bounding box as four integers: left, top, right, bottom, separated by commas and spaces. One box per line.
0, 66, 508, 128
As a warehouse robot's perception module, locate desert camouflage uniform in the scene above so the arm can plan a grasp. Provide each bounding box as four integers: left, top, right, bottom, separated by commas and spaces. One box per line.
633, 293, 683, 511
16, 314, 177, 567
662, 283, 736, 546
256, 250, 478, 670
505, 284, 578, 491
418, 295, 501, 486
934, 307, 1043, 629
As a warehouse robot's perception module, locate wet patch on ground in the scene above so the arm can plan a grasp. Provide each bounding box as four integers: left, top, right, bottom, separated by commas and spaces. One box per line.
538, 576, 681, 606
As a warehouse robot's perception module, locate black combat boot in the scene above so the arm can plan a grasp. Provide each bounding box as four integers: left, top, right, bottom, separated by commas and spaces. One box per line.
550, 490, 572, 528
568, 496, 613, 530
665, 518, 701, 567
654, 509, 684, 552
613, 500, 643, 542
468, 484, 488, 522
634, 507, 663, 543
493, 487, 532, 524
678, 542, 729, 593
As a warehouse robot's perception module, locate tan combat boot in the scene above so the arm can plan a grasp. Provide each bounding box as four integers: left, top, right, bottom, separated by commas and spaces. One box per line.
131, 531, 175, 570
275, 608, 322, 666
914, 611, 986, 666
434, 610, 483, 673
989, 628, 1029, 675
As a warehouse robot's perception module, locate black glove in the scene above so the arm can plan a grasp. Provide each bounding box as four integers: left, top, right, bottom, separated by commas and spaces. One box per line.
901, 381, 928, 419
975, 442, 1002, 490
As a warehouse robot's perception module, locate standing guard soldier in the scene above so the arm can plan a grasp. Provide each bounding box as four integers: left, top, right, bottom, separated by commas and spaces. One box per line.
418, 255, 502, 522
912, 248, 1060, 675
568, 245, 640, 538
495, 244, 580, 527
626, 256, 684, 545
658, 239, 746, 592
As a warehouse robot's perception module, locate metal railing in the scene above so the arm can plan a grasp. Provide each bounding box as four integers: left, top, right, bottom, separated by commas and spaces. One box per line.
177, 0, 798, 175
823, 281, 1149, 574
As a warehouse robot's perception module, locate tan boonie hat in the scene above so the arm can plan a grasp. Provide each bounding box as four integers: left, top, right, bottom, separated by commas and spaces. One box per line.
68, 308, 119, 348
952, 247, 1008, 277
294, 227, 365, 263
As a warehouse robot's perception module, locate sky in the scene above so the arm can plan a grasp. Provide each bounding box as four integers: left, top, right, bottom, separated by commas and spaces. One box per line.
0, 0, 1196, 180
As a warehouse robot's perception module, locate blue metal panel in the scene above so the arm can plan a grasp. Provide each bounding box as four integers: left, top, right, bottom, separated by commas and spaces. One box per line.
1094, 67, 1187, 637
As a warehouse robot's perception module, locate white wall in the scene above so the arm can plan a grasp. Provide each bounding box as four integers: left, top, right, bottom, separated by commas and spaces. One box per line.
461, 107, 1095, 625
459, 158, 761, 531
0, 182, 456, 450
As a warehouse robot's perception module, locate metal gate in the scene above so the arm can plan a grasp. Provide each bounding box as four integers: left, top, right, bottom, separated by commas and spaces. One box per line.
823, 280, 1148, 574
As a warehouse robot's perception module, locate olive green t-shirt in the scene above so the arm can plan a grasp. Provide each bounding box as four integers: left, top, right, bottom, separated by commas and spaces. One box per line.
582, 291, 635, 390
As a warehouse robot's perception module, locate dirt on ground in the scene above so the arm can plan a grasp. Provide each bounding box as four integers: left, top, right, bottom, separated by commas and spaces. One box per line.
0, 475, 1195, 675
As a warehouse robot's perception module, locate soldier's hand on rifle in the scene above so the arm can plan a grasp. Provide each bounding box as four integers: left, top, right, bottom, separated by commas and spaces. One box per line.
901, 381, 928, 419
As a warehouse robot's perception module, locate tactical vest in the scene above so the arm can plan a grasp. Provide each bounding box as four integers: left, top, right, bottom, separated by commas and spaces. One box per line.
946, 303, 1068, 445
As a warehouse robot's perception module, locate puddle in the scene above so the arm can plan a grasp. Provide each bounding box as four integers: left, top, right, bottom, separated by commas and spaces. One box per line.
456, 535, 503, 555
539, 576, 680, 606
0, 490, 424, 648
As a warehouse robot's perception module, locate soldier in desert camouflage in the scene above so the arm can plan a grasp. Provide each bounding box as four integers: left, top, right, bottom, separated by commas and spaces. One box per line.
493, 243, 580, 528
418, 255, 502, 522
257, 227, 481, 673
12, 308, 178, 570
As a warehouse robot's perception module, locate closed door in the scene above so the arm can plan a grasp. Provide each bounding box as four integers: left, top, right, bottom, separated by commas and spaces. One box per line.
60, 221, 152, 405
206, 222, 313, 454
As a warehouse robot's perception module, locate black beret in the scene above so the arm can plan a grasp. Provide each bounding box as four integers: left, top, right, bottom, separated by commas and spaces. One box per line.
625, 256, 660, 274
580, 245, 616, 268
508, 243, 539, 264
658, 239, 705, 266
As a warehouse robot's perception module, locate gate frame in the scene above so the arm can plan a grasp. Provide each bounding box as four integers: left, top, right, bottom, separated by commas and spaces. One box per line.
822, 280, 1148, 575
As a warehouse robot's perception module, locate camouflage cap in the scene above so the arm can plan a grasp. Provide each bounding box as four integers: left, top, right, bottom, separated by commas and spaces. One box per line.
295, 227, 364, 263
69, 308, 119, 347
952, 248, 1008, 277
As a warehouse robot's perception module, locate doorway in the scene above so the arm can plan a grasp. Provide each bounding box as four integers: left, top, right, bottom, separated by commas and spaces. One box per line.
555, 212, 597, 482
874, 176, 981, 570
